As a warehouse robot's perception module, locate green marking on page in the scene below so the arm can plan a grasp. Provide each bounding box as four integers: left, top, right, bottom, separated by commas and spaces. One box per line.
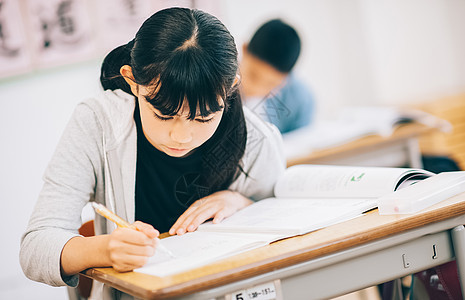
351, 172, 365, 182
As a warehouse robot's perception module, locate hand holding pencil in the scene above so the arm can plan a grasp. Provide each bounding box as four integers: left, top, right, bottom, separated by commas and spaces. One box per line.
91, 202, 175, 272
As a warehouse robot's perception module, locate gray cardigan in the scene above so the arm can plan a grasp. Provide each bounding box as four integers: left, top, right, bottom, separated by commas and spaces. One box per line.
20, 89, 285, 290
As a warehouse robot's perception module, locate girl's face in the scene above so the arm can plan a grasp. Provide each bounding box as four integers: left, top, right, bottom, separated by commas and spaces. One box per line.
137, 86, 224, 158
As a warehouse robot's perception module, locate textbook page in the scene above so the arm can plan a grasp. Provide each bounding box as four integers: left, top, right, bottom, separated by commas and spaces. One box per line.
135, 231, 282, 277
198, 197, 370, 235
275, 165, 432, 199
198, 165, 432, 235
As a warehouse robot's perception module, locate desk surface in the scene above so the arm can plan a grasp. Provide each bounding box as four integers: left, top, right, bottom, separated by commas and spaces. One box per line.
286, 122, 435, 167
85, 192, 465, 299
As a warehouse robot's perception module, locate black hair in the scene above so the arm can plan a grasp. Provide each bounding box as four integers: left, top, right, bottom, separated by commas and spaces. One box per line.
100, 7, 247, 194
247, 19, 301, 73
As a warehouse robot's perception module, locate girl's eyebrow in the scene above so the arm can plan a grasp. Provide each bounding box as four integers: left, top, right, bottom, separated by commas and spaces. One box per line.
143, 96, 225, 117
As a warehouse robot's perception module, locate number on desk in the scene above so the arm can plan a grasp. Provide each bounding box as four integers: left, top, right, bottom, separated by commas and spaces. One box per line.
228, 281, 281, 300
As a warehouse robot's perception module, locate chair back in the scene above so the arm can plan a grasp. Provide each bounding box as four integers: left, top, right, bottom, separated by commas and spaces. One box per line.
77, 220, 95, 298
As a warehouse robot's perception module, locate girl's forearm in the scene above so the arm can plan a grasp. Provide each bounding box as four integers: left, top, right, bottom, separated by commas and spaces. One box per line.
60, 235, 111, 276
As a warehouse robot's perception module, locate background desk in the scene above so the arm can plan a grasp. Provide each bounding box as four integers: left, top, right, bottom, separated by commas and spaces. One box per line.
286, 123, 435, 169
84, 192, 465, 299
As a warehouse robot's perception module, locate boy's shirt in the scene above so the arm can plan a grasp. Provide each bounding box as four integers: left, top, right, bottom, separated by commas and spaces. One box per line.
244, 74, 315, 134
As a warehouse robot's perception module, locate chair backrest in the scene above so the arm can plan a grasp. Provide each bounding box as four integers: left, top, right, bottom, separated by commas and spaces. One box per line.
77, 220, 95, 298
417, 93, 465, 170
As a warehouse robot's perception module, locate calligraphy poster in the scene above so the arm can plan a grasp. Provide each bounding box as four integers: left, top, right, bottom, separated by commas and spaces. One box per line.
23, 0, 96, 68
0, 0, 32, 78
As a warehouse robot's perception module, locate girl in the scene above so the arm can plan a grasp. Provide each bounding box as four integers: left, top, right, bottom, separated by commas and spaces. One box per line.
20, 7, 284, 298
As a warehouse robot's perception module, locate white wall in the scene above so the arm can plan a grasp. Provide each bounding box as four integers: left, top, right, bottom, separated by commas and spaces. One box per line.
1, 1, 464, 299
0, 60, 101, 299
359, 0, 465, 104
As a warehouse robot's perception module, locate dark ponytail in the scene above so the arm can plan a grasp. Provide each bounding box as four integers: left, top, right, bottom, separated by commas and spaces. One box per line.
100, 40, 134, 95
100, 8, 247, 194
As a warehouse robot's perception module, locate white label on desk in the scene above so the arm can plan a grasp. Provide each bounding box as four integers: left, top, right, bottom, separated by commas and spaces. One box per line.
227, 280, 282, 300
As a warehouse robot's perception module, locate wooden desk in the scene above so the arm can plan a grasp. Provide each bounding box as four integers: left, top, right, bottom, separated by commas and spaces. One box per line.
84, 192, 465, 299
286, 123, 435, 169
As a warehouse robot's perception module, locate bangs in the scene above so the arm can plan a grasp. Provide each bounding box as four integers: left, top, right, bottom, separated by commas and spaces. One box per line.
143, 48, 228, 119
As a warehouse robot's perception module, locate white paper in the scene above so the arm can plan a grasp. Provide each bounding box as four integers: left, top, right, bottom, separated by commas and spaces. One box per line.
135, 231, 280, 277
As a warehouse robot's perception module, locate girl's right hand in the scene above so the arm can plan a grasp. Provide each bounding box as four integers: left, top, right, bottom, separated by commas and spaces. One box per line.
106, 221, 159, 272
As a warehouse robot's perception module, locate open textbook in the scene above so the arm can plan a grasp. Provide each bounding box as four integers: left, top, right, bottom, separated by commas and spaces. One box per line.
135, 164, 433, 277
197, 164, 433, 235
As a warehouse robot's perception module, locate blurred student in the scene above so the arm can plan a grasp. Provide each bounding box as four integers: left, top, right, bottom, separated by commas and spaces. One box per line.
240, 19, 315, 134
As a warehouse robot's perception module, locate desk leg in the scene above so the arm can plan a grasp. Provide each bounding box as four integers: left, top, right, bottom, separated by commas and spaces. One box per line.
392, 278, 404, 300
406, 138, 422, 169
451, 225, 465, 300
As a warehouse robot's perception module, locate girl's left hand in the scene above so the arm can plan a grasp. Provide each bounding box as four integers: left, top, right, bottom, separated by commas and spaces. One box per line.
169, 190, 253, 235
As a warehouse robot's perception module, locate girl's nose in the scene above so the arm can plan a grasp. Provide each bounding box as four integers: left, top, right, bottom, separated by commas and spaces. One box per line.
170, 120, 193, 144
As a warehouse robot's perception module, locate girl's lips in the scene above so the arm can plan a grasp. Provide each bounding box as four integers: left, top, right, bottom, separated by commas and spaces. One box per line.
166, 146, 188, 152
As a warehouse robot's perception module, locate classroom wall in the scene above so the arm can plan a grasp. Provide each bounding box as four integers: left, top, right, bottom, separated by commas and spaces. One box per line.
1, 1, 464, 298
0, 61, 101, 299
358, 0, 465, 105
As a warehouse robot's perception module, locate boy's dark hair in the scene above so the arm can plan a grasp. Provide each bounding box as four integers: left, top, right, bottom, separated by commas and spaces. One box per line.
100, 7, 246, 194
248, 19, 301, 73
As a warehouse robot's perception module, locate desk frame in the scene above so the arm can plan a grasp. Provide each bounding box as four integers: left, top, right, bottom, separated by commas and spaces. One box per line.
286, 123, 432, 169
179, 217, 465, 300
85, 195, 465, 300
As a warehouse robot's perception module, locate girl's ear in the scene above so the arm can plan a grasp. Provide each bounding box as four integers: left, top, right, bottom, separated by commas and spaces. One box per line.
242, 43, 248, 54
120, 65, 139, 96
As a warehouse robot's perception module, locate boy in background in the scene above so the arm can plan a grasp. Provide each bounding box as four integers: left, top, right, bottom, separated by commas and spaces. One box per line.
240, 19, 315, 134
